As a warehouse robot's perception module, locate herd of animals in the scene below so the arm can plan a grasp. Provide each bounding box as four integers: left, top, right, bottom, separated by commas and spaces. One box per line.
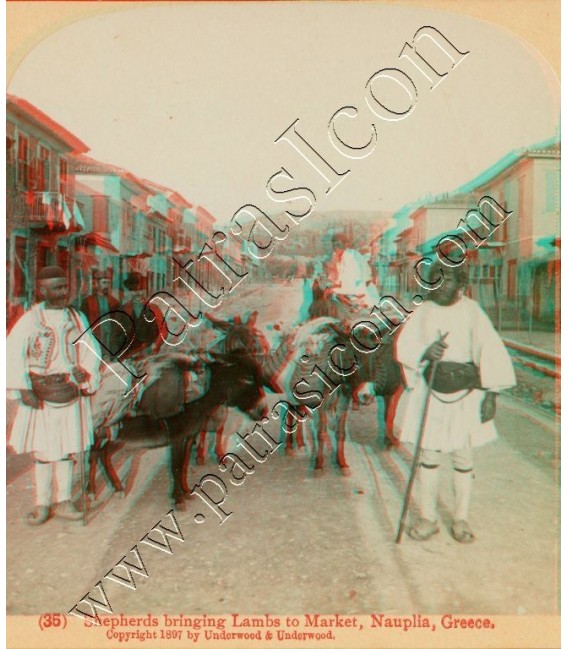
86, 284, 404, 513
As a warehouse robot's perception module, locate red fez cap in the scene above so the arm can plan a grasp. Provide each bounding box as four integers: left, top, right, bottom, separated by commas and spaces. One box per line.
37, 266, 67, 281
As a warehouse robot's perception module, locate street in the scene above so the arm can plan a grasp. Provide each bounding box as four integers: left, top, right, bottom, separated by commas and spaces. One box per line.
6, 280, 559, 617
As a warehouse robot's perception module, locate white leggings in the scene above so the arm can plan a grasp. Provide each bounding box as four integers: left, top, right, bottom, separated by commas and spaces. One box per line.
417, 448, 474, 521
33, 455, 74, 506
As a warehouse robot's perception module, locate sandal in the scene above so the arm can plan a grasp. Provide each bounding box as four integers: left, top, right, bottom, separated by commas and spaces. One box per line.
451, 520, 475, 543
25, 506, 50, 526
55, 500, 83, 521
408, 518, 440, 541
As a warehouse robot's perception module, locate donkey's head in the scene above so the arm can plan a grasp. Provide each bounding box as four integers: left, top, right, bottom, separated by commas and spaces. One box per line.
208, 353, 269, 422
206, 311, 270, 357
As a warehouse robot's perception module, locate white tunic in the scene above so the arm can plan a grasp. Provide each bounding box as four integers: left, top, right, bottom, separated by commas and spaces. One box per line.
332, 249, 379, 308
7, 304, 102, 461
393, 296, 516, 452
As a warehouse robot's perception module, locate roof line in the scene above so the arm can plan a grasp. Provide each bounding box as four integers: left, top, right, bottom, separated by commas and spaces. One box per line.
455, 135, 560, 195
388, 135, 560, 238
7, 94, 89, 154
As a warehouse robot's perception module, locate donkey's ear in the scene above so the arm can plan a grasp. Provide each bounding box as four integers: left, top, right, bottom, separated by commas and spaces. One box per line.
247, 310, 259, 328
205, 313, 233, 332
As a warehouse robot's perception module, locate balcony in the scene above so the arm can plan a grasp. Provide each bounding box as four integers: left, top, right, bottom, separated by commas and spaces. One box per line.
7, 191, 85, 231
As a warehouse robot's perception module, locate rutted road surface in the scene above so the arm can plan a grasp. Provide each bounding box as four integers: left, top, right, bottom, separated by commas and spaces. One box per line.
6, 281, 559, 616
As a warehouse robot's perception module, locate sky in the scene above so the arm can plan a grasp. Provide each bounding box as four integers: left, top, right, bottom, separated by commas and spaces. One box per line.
8, 3, 560, 225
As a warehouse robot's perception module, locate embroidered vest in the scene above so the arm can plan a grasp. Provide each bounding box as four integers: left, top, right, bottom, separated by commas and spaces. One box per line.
28, 306, 82, 372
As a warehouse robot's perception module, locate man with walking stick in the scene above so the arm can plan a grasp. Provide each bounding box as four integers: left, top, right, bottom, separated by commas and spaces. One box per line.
394, 261, 515, 543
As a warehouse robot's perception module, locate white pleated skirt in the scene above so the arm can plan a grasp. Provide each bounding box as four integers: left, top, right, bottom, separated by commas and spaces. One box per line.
393, 379, 497, 453
9, 397, 94, 461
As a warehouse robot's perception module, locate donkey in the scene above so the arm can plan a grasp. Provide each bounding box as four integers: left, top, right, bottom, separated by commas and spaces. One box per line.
296, 281, 405, 463
87, 352, 269, 509
194, 311, 294, 464
336, 324, 403, 450
279, 324, 352, 473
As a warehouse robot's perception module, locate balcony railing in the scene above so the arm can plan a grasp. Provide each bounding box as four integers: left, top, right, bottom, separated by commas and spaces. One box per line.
7, 191, 84, 230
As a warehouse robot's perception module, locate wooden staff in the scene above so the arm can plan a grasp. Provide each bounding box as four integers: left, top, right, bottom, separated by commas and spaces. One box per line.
69, 310, 90, 526
79, 448, 88, 526
395, 333, 447, 544
77, 404, 88, 526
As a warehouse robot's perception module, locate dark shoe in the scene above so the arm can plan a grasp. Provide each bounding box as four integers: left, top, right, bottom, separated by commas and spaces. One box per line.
56, 500, 83, 521
25, 506, 50, 526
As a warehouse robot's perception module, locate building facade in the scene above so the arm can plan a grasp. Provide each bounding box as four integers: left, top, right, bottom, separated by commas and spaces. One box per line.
7, 95, 88, 317
6, 94, 220, 327
380, 138, 560, 330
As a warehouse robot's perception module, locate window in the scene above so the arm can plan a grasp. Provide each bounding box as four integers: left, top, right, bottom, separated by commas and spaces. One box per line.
518, 175, 525, 218
495, 189, 508, 243
37, 246, 49, 276
507, 259, 517, 299
6, 137, 15, 165
17, 135, 30, 188
14, 237, 27, 298
6, 137, 16, 190
59, 158, 69, 195
36, 146, 51, 192
121, 203, 135, 239
501, 214, 508, 243
93, 196, 110, 232
131, 211, 137, 238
